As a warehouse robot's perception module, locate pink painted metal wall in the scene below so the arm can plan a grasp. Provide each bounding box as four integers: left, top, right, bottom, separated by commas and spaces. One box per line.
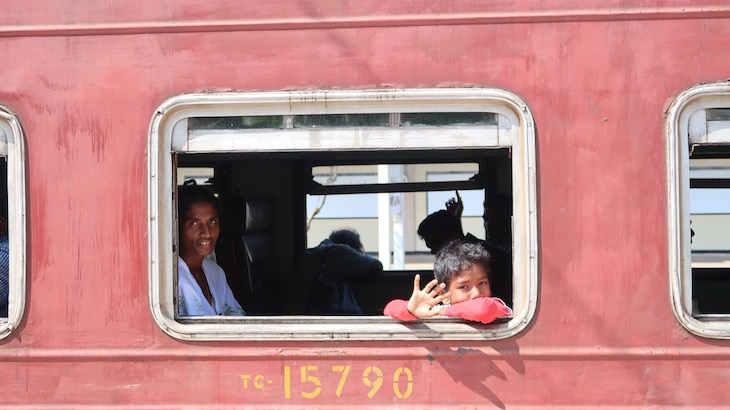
2, 1, 730, 407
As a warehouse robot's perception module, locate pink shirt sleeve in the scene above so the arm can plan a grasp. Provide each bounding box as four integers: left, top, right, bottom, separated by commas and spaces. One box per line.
443, 297, 513, 324
383, 299, 418, 322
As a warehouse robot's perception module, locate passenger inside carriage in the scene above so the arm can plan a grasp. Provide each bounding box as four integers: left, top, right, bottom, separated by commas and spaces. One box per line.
384, 239, 512, 323
480, 193, 513, 308
177, 183, 246, 316
417, 192, 513, 307
288, 228, 383, 315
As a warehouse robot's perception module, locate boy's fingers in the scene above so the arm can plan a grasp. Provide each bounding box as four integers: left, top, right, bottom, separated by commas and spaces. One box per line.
434, 291, 449, 304
412, 274, 421, 292
422, 279, 439, 293
428, 282, 446, 297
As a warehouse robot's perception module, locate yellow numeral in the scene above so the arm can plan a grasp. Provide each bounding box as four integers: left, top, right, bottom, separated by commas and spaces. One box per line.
300, 365, 322, 399
362, 366, 383, 399
332, 365, 351, 397
284, 366, 291, 399
393, 367, 413, 399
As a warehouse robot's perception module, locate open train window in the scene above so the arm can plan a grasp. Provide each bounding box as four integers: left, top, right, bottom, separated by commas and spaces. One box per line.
149, 89, 537, 341
0, 105, 27, 340
667, 83, 730, 338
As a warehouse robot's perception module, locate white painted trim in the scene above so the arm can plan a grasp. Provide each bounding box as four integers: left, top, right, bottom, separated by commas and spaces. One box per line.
0, 105, 27, 340
149, 88, 538, 341
666, 81, 730, 338
183, 127, 503, 153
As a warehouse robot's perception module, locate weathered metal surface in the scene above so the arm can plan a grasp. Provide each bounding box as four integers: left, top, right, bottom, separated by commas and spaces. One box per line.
1, 0, 730, 407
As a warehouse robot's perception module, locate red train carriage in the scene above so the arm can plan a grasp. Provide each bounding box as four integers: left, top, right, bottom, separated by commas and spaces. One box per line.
1, 1, 730, 407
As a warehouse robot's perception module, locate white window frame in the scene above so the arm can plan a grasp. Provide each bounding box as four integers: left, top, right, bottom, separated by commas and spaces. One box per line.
0, 105, 27, 339
148, 88, 537, 341
667, 81, 730, 338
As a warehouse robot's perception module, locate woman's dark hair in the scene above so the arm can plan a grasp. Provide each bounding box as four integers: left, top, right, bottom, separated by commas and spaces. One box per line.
177, 181, 219, 220
329, 228, 364, 253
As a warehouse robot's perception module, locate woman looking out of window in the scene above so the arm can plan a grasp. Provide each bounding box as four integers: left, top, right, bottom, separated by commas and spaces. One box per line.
177, 183, 245, 316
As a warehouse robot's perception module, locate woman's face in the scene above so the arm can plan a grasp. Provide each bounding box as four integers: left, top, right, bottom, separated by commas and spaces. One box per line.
180, 201, 220, 259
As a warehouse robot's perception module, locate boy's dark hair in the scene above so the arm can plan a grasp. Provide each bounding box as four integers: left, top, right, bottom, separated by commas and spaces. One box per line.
433, 239, 492, 289
177, 181, 219, 220
329, 228, 364, 254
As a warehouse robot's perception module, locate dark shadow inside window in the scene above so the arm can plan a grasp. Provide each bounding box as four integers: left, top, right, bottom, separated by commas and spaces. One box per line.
175, 145, 514, 317
689, 147, 730, 316
0, 160, 8, 317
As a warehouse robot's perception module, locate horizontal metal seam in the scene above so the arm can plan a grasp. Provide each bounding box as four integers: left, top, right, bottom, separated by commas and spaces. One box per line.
2, 7, 730, 38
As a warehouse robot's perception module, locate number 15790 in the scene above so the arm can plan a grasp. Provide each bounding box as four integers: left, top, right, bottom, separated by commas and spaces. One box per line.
242, 365, 414, 400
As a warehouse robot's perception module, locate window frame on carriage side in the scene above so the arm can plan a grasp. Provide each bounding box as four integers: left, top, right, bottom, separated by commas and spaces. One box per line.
666, 82, 730, 339
0, 105, 27, 340
148, 88, 538, 341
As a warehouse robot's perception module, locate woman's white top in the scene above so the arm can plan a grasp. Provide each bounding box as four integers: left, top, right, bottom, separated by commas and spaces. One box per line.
178, 256, 246, 316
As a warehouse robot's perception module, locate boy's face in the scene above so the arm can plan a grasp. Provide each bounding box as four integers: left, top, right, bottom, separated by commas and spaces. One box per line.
445, 263, 491, 304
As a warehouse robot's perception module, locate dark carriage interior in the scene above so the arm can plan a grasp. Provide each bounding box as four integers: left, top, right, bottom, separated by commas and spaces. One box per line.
689, 144, 730, 317
177, 147, 513, 316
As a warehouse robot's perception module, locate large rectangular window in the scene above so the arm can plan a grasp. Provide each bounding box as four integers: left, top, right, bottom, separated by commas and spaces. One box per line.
149, 89, 537, 341
667, 84, 730, 338
0, 104, 27, 339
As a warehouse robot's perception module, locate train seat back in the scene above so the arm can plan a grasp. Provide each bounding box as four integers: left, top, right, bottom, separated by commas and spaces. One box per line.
241, 197, 280, 314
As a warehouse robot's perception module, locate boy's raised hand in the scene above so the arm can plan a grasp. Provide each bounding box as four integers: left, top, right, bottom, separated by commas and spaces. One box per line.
445, 190, 464, 220
407, 274, 450, 319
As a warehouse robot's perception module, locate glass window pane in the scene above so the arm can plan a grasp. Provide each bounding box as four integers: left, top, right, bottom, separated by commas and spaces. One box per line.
706, 108, 730, 121
295, 114, 389, 128
189, 116, 284, 130
400, 112, 497, 126
312, 164, 480, 185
